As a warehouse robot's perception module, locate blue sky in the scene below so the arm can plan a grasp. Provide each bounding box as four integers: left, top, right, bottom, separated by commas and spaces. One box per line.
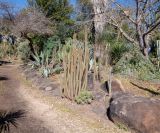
2, 0, 76, 10
2, 0, 133, 10
1, 0, 27, 9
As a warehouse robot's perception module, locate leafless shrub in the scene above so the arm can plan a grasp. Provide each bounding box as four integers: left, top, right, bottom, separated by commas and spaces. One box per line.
0, 1, 15, 33
12, 8, 53, 37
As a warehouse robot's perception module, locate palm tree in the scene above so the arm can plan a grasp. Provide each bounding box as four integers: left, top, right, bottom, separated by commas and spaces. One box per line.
0, 110, 25, 133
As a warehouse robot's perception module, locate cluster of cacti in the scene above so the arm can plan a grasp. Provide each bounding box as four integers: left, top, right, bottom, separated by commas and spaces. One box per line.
61, 40, 89, 100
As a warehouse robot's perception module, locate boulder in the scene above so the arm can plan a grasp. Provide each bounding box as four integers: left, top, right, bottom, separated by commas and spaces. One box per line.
105, 79, 125, 94
111, 79, 125, 93
108, 92, 160, 133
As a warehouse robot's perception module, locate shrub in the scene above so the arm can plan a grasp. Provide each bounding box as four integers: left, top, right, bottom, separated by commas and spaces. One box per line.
0, 42, 17, 59
43, 36, 61, 58
17, 40, 31, 63
75, 91, 94, 104
110, 42, 130, 64
113, 49, 160, 81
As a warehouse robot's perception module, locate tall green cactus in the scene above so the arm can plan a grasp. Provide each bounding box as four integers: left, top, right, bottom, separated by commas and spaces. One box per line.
61, 40, 89, 100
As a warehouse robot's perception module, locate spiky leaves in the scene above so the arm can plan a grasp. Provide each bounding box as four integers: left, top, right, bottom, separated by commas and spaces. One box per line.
0, 110, 25, 133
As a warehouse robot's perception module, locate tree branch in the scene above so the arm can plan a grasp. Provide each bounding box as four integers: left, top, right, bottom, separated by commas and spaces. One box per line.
111, 0, 136, 24
144, 18, 160, 36
107, 17, 139, 45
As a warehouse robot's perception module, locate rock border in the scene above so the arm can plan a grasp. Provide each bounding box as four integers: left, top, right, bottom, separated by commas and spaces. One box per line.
19, 65, 61, 96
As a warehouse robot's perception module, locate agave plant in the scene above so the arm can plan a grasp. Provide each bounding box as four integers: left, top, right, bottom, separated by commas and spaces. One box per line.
0, 110, 25, 133
31, 51, 49, 68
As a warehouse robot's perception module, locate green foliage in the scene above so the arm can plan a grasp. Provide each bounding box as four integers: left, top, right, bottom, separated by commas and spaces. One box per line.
97, 25, 130, 65
31, 51, 55, 77
75, 91, 94, 104
56, 22, 74, 43
114, 49, 160, 81
29, 36, 64, 77
17, 40, 31, 63
97, 25, 117, 44
31, 35, 47, 53
43, 35, 61, 58
34, 0, 73, 25
27, 0, 74, 44
31, 51, 49, 68
110, 42, 130, 64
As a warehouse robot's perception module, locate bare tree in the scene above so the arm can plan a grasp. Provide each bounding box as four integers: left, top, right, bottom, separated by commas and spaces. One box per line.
106, 0, 160, 56
0, 1, 15, 33
12, 8, 53, 54
0, 1, 14, 22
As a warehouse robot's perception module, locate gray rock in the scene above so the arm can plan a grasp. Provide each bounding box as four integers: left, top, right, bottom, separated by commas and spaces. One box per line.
105, 79, 125, 94
108, 92, 160, 133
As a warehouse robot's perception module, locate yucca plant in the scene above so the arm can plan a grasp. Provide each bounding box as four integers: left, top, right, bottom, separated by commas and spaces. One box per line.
110, 42, 129, 64
0, 110, 25, 133
31, 52, 41, 67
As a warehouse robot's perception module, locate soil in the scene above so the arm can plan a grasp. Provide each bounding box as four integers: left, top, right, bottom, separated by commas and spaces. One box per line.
0, 63, 129, 133
115, 75, 160, 98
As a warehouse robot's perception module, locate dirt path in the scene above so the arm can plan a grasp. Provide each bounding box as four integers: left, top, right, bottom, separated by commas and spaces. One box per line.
0, 64, 130, 133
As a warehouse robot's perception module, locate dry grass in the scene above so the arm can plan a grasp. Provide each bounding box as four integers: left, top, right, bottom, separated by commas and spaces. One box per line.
115, 75, 160, 97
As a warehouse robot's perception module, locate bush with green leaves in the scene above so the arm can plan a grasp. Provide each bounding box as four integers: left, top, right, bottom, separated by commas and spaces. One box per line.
75, 91, 94, 104
43, 36, 62, 58
17, 40, 31, 63
110, 42, 130, 64
114, 49, 160, 81
30, 34, 47, 53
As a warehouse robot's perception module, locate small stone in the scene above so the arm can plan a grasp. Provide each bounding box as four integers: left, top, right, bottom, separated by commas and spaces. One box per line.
45, 86, 53, 91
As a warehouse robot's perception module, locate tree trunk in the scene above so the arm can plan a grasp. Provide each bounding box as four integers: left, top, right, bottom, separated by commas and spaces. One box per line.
23, 34, 36, 55
136, 22, 149, 57
139, 37, 149, 57
143, 35, 150, 58
91, 0, 109, 43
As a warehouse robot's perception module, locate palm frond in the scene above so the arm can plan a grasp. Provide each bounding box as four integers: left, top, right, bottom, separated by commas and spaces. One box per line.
0, 110, 25, 133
